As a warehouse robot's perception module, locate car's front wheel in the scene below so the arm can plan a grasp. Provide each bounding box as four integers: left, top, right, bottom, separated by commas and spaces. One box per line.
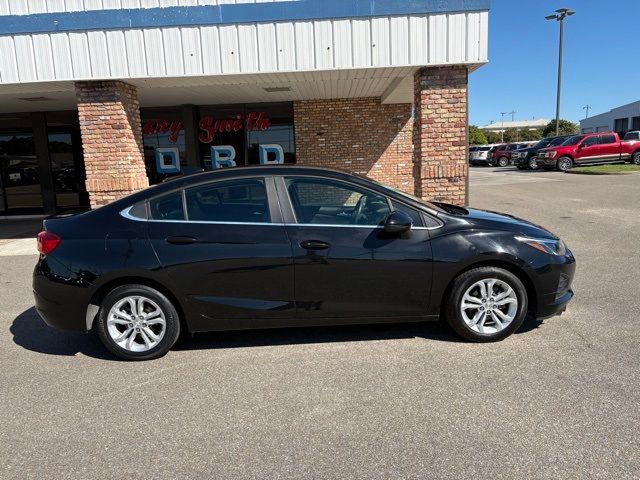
556, 156, 573, 171
444, 267, 528, 342
529, 157, 540, 170
96, 284, 181, 360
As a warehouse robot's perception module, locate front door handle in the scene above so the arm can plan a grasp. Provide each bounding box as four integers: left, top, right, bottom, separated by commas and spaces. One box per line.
166, 235, 198, 245
300, 240, 330, 250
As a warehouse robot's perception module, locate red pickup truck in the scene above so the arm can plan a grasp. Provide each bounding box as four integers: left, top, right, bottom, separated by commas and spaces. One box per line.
536, 132, 640, 171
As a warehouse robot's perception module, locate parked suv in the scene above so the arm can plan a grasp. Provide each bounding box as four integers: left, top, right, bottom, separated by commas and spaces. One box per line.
512, 136, 571, 170
469, 145, 494, 165
623, 131, 640, 141
489, 143, 530, 167
536, 132, 640, 171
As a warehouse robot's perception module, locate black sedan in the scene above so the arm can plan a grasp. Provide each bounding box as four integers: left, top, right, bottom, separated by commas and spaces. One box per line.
33, 166, 576, 360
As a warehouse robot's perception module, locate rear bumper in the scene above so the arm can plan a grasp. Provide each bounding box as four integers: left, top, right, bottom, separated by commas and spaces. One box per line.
33, 260, 92, 333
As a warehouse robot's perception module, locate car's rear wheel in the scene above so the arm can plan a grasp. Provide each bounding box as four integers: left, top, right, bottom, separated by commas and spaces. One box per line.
444, 267, 528, 342
557, 156, 573, 171
632, 152, 640, 165
498, 156, 509, 167
96, 284, 181, 361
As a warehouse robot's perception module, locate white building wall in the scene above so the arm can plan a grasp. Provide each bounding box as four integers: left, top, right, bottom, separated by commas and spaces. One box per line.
0, 9, 489, 85
0, 0, 285, 15
580, 100, 640, 133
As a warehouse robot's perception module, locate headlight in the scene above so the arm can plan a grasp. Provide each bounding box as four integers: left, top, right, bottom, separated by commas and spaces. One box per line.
515, 236, 567, 256
550, 151, 558, 158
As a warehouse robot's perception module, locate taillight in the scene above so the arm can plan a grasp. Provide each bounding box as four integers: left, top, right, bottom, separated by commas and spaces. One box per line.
37, 231, 61, 255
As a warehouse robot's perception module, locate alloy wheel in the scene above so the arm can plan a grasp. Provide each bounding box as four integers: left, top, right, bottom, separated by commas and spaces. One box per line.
460, 278, 518, 334
529, 158, 539, 170
107, 295, 167, 352
558, 157, 572, 171
633, 152, 640, 165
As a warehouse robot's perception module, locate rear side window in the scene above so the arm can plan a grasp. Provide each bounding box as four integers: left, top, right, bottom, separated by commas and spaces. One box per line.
185, 178, 270, 223
600, 134, 616, 144
149, 191, 185, 221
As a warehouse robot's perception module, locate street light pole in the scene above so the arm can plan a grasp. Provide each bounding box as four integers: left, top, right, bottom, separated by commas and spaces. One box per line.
546, 8, 575, 136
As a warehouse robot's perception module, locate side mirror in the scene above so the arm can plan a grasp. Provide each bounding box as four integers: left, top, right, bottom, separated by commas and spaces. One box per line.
383, 211, 412, 234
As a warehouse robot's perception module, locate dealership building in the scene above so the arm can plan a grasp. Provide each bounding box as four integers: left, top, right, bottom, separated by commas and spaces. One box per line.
579, 100, 640, 135
0, 0, 489, 215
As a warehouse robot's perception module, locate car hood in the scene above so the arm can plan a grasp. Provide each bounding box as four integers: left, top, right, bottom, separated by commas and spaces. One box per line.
440, 205, 558, 239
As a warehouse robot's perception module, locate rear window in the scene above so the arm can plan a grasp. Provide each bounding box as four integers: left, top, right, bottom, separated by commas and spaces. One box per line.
600, 134, 616, 144
149, 191, 185, 221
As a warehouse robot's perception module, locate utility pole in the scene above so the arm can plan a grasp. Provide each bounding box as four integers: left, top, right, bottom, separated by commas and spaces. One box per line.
500, 112, 507, 142
546, 8, 575, 136
583, 104, 591, 118
509, 110, 517, 121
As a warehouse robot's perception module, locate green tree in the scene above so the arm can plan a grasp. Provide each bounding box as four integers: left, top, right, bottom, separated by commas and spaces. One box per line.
542, 119, 578, 137
469, 125, 488, 145
485, 131, 501, 144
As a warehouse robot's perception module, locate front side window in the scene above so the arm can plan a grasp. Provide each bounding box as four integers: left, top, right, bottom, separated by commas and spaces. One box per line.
185, 178, 270, 223
285, 177, 390, 226
583, 136, 600, 147
149, 191, 185, 221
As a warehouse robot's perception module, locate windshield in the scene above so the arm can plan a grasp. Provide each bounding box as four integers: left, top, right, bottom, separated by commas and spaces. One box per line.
534, 138, 552, 148
561, 135, 583, 146
550, 136, 568, 146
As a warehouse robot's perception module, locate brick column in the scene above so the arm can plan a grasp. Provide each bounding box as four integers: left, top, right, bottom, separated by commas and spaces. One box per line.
75, 81, 148, 207
413, 66, 468, 205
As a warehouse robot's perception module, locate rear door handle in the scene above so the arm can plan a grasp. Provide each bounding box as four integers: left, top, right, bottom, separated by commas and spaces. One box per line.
300, 240, 330, 250
166, 235, 198, 245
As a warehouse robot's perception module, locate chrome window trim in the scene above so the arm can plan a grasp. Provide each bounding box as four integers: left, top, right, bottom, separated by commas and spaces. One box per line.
119, 207, 437, 229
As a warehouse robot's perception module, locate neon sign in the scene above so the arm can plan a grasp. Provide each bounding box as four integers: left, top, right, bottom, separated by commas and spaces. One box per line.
198, 112, 271, 143
142, 112, 271, 145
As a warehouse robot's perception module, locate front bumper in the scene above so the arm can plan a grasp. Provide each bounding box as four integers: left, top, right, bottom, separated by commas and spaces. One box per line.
512, 154, 532, 167
535, 154, 558, 168
534, 252, 576, 319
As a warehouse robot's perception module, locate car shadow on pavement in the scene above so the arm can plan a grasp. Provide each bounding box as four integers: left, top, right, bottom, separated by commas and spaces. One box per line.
11, 307, 544, 359
174, 320, 466, 352
10, 307, 115, 360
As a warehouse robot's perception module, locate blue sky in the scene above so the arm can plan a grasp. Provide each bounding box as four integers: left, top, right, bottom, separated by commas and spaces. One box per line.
469, 0, 640, 127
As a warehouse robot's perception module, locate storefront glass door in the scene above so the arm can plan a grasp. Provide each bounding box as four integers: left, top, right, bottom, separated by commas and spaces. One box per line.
48, 129, 88, 211
0, 131, 43, 214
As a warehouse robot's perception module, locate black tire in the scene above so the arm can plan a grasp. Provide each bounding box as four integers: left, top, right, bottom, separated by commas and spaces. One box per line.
497, 156, 509, 167
632, 152, 640, 165
96, 284, 181, 361
556, 156, 573, 171
444, 267, 528, 342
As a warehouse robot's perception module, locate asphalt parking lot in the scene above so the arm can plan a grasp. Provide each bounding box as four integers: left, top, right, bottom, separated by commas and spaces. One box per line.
1, 168, 639, 479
